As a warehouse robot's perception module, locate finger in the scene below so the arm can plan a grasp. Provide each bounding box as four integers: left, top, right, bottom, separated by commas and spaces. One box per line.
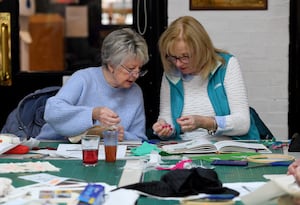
153, 123, 163, 133
177, 116, 189, 122
157, 127, 173, 137
102, 107, 118, 116
293, 196, 300, 205
108, 117, 121, 125
118, 134, 124, 142
181, 125, 192, 132
102, 115, 121, 126
100, 107, 119, 120
177, 119, 190, 127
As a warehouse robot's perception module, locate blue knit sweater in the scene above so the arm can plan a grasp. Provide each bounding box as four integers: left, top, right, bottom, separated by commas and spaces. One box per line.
36, 67, 147, 141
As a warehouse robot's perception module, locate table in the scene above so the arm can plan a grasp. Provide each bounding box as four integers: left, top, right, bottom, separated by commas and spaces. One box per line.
0, 141, 297, 205
137, 159, 289, 205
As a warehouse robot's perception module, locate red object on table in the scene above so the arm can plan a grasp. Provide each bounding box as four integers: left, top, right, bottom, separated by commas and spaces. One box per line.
4, 145, 30, 154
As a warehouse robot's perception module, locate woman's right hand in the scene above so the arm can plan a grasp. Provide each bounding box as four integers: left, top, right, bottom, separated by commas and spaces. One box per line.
92, 107, 121, 127
152, 119, 173, 138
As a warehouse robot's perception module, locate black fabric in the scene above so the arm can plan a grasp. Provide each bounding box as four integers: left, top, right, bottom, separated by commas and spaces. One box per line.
120, 167, 239, 197
288, 133, 300, 152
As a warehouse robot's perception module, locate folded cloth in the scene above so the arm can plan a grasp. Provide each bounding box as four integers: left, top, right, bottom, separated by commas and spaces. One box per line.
130, 142, 161, 156
120, 167, 239, 197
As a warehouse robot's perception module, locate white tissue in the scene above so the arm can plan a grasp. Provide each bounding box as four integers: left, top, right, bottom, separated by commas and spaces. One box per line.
0, 178, 14, 197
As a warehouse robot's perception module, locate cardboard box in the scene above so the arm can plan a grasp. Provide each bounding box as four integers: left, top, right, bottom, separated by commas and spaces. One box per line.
29, 14, 64, 71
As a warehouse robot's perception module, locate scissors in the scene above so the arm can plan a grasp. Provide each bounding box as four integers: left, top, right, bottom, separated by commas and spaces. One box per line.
245, 161, 292, 169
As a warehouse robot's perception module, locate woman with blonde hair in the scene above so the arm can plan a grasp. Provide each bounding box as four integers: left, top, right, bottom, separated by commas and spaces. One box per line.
152, 16, 260, 140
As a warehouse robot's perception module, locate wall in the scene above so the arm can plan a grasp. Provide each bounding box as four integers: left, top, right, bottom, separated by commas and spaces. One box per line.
168, 0, 289, 140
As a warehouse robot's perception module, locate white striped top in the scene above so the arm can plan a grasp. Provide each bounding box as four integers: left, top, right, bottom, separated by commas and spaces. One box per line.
158, 56, 250, 139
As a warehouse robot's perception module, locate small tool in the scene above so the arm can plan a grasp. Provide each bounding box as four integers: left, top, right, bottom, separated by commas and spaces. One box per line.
245, 161, 292, 169
211, 160, 248, 166
32, 146, 57, 150
198, 194, 235, 200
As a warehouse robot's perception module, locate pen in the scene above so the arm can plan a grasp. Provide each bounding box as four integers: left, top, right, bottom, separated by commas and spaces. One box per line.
142, 139, 160, 144
200, 194, 235, 200
32, 147, 57, 150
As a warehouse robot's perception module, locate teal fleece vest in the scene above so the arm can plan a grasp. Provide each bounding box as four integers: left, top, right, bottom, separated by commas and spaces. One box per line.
166, 53, 260, 140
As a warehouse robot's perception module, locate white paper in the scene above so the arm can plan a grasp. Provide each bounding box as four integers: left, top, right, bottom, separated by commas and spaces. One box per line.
65, 6, 88, 37
0, 161, 60, 173
240, 175, 300, 205
0, 142, 19, 155
19, 0, 36, 16
0, 134, 21, 155
1, 182, 139, 205
56, 144, 127, 159
19, 173, 69, 185
223, 181, 266, 198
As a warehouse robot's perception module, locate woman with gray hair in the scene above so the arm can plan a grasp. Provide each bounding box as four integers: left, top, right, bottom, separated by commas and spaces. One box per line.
36, 28, 149, 141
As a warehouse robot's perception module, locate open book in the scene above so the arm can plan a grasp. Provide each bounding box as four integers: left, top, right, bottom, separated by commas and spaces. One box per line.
161, 139, 271, 154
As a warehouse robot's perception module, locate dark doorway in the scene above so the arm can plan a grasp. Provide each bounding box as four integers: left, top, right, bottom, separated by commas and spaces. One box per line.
0, 0, 167, 134
289, 0, 300, 138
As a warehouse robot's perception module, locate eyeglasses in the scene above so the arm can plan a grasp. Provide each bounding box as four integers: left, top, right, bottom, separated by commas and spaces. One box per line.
120, 64, 148, 77
166, 55, 191, 64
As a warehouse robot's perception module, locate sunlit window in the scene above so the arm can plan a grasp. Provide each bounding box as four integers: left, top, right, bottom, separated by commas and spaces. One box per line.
18, 0, 133, 72
101, 0, 132, 25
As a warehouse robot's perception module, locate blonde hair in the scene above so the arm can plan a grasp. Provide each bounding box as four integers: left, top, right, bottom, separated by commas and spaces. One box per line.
158, 16, 227, 79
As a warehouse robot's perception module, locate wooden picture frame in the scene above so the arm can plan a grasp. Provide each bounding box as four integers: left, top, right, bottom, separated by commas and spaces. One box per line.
190, 0, 267, 10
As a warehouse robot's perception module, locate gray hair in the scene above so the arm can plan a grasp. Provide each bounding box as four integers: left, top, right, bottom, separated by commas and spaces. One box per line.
101, 28, 149, 69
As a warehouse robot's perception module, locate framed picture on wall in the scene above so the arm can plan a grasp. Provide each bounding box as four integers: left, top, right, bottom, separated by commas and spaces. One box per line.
51, 0, 79, 4
190, 0, 267, 10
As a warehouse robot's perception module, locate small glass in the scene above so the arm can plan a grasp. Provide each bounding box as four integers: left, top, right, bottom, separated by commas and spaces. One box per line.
102, 130, 118, 163
81, 135, 100, 167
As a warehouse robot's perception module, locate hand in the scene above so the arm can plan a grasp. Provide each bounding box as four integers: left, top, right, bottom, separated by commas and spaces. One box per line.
176, 115, 199, 132
287, 159, 300, 176
117, 125, 124, 142
92, 107, 121, 127
295, 167, 300, 186
287, 159, 300, 186
152, 119, 173, 138
293, 196, 300, 205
